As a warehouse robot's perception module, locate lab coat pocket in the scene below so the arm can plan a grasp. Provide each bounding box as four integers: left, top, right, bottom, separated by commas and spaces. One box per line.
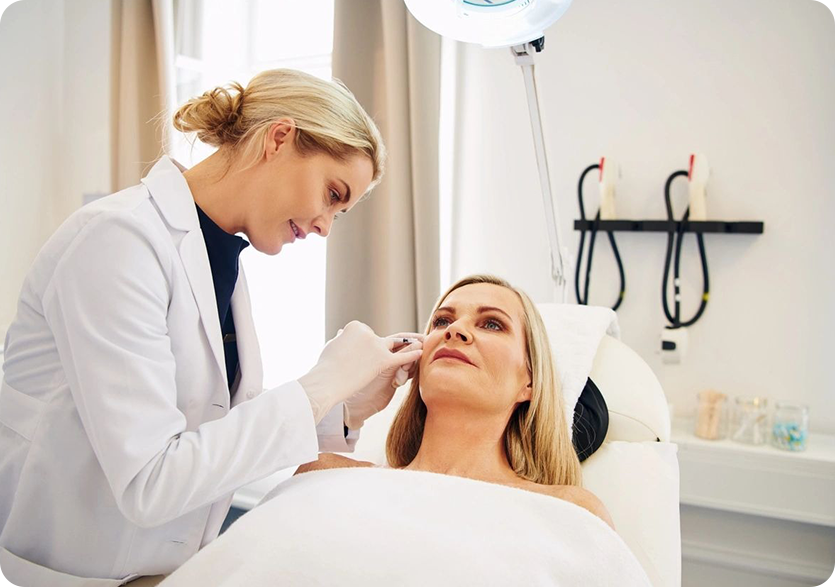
0, 380, 45, 442
0, 547, 137, 586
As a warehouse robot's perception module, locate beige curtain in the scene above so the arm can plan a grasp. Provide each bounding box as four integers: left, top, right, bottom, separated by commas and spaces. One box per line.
326, 0, 442, 338
110, 0, 175, 192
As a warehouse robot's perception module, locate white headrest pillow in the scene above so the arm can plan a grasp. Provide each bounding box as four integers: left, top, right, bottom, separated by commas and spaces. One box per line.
590, 336, 671, 443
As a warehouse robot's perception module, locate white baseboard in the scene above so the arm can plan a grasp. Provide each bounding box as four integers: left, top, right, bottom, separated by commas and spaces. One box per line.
683, 538, 834, 584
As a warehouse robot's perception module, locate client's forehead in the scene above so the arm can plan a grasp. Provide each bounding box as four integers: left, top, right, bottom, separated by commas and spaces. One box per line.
441, 283, 524, 324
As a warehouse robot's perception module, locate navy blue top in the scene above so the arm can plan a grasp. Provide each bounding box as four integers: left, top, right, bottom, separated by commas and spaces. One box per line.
195, 203, 250, 393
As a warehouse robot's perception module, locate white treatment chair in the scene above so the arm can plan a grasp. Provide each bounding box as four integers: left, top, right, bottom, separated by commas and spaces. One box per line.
583, 334, 681, 587
350, 310, 681, 587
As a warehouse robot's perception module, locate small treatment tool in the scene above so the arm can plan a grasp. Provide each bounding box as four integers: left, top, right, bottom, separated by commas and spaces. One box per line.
391, 337, 419, 350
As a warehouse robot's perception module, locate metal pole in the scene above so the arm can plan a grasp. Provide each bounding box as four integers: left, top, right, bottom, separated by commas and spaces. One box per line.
511, 40, 569, 303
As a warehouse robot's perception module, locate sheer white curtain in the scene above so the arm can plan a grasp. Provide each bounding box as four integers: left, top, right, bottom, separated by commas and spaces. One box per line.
169, 0, 335, 389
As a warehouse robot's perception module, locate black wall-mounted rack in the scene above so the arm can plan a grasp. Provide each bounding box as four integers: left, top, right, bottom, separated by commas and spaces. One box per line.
573, 220, 764, 234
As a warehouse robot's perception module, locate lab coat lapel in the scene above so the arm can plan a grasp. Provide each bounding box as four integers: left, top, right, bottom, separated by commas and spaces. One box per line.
179, 231, 228, 388
141, 156, 228, 389
230, 263, 264, 408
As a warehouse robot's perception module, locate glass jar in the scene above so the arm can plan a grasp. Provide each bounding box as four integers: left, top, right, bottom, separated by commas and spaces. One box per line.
694, 390, 728, 440
731, 397, 769, 445
771, 402, 809, 451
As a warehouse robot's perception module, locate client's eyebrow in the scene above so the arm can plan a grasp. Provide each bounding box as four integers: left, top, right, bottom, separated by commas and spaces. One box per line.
435, 306, 514, 323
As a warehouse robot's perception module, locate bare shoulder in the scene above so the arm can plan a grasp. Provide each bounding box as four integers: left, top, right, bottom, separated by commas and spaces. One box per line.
535, 484, 616, 531
294, 453, 375, 476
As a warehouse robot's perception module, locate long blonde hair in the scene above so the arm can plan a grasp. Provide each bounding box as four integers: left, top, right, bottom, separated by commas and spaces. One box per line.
386, 275, 582, 487
172, 68, 385, 190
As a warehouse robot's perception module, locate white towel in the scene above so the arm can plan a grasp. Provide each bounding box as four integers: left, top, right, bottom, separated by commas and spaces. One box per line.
160, 468, 651, 587
536, 303, 620, 438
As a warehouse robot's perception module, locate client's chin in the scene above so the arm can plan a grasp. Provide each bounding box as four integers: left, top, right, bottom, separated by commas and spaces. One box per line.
419, 375, 487, 411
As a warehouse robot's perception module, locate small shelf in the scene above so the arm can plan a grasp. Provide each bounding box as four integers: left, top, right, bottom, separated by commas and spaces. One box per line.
672, 421, 835, 526
573, 220, 764, 234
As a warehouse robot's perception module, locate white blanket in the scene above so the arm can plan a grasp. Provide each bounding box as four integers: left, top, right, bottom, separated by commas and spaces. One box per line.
160, 468, 652, 586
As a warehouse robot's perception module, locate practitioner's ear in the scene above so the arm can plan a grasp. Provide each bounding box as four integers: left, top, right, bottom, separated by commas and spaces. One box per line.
518, 381, 533, 402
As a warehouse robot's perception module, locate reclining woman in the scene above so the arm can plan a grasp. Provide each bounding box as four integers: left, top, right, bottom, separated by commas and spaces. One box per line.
297, 274, 613, 526
160, 275, 651, 586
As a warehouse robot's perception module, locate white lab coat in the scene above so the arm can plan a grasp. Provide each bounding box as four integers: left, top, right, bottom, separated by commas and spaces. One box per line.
0, 156, 353, 586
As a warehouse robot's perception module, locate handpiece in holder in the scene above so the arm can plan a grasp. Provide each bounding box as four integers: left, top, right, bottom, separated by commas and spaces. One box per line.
575, 157, 626, 311
661, 154, 711, 356
687, 153, 709, 221
598, 156, 619, 220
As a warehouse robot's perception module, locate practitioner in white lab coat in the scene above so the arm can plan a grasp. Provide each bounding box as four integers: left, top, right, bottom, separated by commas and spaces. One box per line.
0, 69, 422, 586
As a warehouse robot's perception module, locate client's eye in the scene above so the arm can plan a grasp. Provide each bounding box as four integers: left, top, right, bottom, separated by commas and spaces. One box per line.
431, 316, 504, 331
329, 189, 341, 204
484, 318, 503, 331
431, 316, 450, 328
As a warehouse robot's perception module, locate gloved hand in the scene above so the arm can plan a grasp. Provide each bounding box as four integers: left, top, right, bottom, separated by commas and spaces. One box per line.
389, 333, 424, 387
297, 321, 424, 425
343, 332, 425, 430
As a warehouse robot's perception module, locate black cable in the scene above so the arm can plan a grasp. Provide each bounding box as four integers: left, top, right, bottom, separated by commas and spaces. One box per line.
575, 163, 626, 311
662, 170, 710, 328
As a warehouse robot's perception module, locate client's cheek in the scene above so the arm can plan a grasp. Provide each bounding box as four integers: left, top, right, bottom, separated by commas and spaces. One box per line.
420, 335, 441, 365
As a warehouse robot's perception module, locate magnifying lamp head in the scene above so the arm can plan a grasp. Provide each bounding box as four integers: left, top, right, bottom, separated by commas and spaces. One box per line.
403, 0, 573, 48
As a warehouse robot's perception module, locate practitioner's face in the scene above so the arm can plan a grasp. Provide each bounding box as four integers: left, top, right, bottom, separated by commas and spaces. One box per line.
245, 119, 373, 255
419, 283, 532, 416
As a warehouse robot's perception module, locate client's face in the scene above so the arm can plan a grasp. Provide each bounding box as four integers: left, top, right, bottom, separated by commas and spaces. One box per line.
419, 283, 531, 416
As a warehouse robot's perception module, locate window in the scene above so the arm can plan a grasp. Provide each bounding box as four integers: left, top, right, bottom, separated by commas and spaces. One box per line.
172, 0, 335, 388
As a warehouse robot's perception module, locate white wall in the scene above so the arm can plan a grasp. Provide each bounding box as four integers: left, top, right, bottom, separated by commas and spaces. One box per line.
0, 0, 62, 343
0, 0, 114, 343
448, 0, 835, 433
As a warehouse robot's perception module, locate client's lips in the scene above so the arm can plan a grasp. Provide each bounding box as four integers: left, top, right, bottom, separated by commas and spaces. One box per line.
432, 348, 474, 366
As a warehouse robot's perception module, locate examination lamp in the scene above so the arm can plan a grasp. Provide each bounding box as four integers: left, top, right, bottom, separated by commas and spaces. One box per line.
404, 0, 574, 301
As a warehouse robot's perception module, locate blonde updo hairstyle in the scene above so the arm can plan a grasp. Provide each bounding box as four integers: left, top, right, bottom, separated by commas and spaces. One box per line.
386, 274, 583, 487
172, 68, 385, 188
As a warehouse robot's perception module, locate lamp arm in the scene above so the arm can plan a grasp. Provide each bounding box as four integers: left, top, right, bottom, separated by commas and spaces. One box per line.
511, 39, 571, 303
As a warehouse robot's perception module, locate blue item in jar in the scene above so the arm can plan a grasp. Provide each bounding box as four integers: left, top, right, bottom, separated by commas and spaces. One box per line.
771, 421, 807, 451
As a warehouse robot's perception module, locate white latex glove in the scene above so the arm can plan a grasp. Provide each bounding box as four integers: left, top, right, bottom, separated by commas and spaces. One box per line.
343, 331, 425, 430
298, 321, 423, 425
389, 334, 423, 388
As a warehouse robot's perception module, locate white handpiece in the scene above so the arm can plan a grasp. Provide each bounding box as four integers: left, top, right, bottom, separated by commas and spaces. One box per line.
598, 156, 619, 220
688, 153, 710, 221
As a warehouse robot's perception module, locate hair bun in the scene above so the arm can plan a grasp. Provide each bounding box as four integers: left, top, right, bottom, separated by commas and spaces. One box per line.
169, 68, 385, 189
172, 81, 246, 147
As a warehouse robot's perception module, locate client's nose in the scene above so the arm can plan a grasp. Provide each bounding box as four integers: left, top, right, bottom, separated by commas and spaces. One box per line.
444, 328, 468, 343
